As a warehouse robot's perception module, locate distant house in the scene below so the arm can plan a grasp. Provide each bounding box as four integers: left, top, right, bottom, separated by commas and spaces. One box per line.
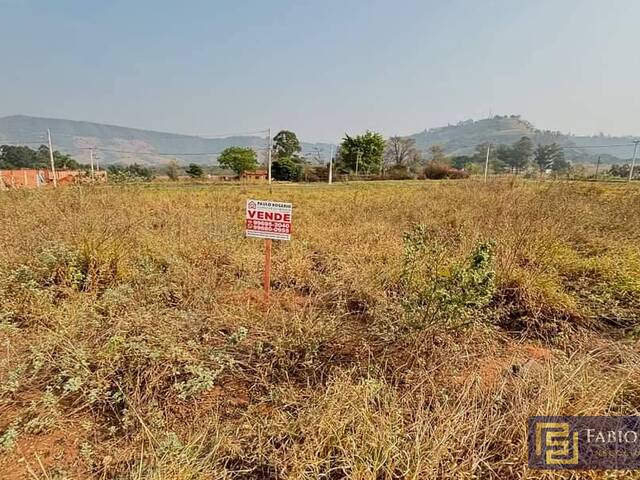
241, 169, 268, 182
207, 168, 236, 182
208, 174, 236, 181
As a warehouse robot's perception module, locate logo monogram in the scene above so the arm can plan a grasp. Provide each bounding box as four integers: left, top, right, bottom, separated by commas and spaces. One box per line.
534, 422, 579, 466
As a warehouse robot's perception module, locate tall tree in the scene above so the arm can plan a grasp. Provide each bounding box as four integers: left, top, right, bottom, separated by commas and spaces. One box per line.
510, 136, 534, 174
218, 146, 258, 175
609, 164, 631, 178
450, 155, 473, 170
470, 142, 505, 173
534, 143, 564, 172
496, 144, 513, 172
551, 156, 571, 174
338, 131, 385, 174
0, 144, 81, 170
166, 160, 180, 181
186, 163, 204, 178
0, 145, 40, 169
272, 130, 304, 181
273, 130, 302, 159
384, 136, 421, 169
272, 157, 303, 181
471, 143, 494, 164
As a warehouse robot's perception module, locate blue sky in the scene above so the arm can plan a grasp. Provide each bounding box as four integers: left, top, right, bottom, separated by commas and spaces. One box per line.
1, 0, 639, 143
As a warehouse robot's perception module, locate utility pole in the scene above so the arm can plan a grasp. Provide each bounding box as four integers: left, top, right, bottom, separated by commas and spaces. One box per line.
47, 129, 57, 188
90, 148, 95, 179
355, 150, 362, 177
629, 140, 639, 182
267, 128, 272, 187
595, 155, 601, 181
483, 143, 491, 183
328, 145, 333, 185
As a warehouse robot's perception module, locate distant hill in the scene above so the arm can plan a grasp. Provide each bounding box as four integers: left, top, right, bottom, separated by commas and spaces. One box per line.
409, 115, 638, 163
0, 115, 334, 166
1, 114, 637, 167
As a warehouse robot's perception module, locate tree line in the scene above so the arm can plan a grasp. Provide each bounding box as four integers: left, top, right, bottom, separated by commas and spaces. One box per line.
118, 132, 639, 181
0, 144, 84, 170
3, 135, 635, 182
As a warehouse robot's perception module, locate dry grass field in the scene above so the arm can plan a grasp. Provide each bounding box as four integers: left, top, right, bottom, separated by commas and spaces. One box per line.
1, 179, 639, 479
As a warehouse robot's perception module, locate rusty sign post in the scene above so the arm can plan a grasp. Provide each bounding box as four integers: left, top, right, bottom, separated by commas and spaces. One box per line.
245, 199, 292, 303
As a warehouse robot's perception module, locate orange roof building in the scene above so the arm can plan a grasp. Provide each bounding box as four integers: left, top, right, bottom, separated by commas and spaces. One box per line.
240, 169, 268, 182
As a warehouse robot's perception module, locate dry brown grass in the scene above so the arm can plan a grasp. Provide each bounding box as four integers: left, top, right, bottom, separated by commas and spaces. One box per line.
1, 179, 639, 479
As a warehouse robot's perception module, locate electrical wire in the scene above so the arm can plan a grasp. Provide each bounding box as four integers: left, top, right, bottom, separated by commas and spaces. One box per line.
45, 128, 269, 140
82, 146, 268, 156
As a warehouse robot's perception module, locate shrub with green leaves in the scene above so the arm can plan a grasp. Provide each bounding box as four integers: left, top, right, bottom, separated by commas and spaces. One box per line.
400, 224, 495, 327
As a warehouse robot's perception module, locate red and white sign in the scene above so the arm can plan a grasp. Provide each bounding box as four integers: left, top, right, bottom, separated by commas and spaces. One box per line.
246, 199, 292, 241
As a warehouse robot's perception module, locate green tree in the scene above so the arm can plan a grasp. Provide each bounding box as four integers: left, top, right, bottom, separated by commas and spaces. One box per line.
609, 164, 630, 178
0, 144, 82, 170
551, 156, 571, 174
272, 157, 303, 181
470, 143, 505, 173
217, 146, 258, 175
0, 145, 40, 169
338, 131, 385, 174
273, 130, 302, 159
271, 130, 305, 181
534, 143, 564, 172
128, 163, 153, 179
450, 155, 473, 170
107, 163, 152, 181
53, 152, 80, 170
166, 160, 180, 181
186, 163, 204, 178
472, 143, 495, 164
509, 136, 533, 174
495, 145, 512, 172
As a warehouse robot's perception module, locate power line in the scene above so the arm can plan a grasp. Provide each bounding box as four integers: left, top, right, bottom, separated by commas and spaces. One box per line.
0, 141, 47, 146
44, 127, 270, 140
560, 143, 637, 149
198, 128, 269, 138
446, 142, 638, 151
91, 148, 225, 156
79, 146, 268, 156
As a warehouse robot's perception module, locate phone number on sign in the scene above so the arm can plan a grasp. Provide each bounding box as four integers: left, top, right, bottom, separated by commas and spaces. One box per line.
246, 220, 291, 233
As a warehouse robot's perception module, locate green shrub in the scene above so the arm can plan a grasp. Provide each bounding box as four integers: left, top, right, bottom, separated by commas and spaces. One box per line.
399, 224, 495, 327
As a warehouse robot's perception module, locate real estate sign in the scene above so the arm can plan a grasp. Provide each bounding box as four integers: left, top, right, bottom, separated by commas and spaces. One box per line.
245, 199, 292, 241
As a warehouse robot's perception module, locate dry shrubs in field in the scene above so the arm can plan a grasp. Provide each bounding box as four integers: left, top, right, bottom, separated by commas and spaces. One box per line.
422, 162, 468, 180
0, 179, 639, 479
